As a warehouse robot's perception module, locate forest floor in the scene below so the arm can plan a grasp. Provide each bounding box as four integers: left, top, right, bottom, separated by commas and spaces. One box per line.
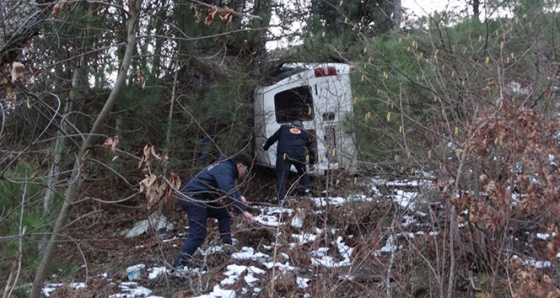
37, 168, 536, 297
44, 168, 380, 297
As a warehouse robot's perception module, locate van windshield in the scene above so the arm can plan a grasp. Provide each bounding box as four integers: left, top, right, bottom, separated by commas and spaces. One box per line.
274, 86, 314, 123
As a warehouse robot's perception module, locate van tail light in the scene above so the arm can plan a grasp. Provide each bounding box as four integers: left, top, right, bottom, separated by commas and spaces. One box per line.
314, 66, 337, 77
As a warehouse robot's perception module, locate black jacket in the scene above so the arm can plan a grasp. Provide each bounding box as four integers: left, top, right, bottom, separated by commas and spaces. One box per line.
263, 123, 315, 164
179, 159, 246, 213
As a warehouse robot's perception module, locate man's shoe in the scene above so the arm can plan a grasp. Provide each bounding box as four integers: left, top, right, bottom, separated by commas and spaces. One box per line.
168, 266, 197, 278
222, 243, 236, 255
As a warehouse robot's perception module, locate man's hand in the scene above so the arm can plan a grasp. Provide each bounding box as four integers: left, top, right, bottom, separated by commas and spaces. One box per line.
242, 211, 254, 223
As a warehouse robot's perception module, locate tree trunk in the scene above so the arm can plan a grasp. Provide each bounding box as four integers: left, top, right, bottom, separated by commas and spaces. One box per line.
251, 0, 271, 57
29, 1, 144, 297
150, 2, 168, 79
392, 0, 402, 31
472, 0, 480, 18
39, 97, 68, 252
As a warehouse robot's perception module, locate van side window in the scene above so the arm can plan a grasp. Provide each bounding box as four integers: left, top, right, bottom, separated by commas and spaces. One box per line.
274, 86, 314, 123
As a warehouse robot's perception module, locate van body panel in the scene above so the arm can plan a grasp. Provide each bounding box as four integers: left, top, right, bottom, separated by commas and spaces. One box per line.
254, 63, 357, 176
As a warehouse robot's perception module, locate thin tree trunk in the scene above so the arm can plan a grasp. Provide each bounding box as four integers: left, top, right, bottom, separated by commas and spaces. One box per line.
165, 58, 178, 163
43, 114, 64, 216
39, 97, 69, 252
29, 1, 143, 297
392, 0, 402, 30
472, 0, 480, 18
151, 3, 167, 79
40, 0, 91, 252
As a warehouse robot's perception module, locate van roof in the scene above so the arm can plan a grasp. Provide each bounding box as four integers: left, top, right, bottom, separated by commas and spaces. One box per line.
261, 63, 351, 86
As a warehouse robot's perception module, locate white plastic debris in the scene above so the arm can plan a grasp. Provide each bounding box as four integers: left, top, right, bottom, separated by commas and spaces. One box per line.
126, 264, 145, 281
290, 208, 306, 228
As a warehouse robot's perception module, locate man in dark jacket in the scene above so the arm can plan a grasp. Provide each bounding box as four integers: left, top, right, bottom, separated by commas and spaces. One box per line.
172, 153, 254, 272
263, 119, 315, 203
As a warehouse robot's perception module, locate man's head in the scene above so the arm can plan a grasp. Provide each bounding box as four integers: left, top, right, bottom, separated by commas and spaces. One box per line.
291, 119, 303, 127
233, 153, 252, 178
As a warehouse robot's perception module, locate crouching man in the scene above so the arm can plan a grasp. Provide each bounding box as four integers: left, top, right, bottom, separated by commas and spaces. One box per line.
172, 153, 254, 274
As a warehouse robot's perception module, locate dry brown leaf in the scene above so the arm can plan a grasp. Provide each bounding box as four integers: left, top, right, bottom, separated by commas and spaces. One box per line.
111, 136, 119, 151
219, 7, 236, 25
159, 183, 169, 201
150, 145, 161, 160
143, 144, 151, 157
145, 173, 182, 211
51, 0, 72, 16
204, 5, 218, 24
204, 15, 214, 25
0, 76, 9, 90
134, 70, 146, 89
10, 62, 25, 82
162, 184, 172, 206
52, 3, 61, 15
162, 172, 180, 204
193, 7, 201, 23
138, 144, 151, 169
147, 181, 169, 211
208, 5, 218, 19
147, 189, 159, 210
139, 174, 157, 193
169, 172, 181, 189
103, 136, 119, 152
6, 86, 15, 103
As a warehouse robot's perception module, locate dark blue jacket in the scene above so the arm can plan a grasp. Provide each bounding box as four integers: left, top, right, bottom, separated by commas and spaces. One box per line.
263, 123, 315, 164
179, 159, 246, 213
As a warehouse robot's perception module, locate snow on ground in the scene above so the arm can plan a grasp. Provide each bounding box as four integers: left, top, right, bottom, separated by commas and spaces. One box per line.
41, 177, 425, 297
40, 175, 556, 297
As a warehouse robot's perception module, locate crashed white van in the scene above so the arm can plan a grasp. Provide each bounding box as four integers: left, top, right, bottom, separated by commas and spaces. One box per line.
254, 63, 357, 176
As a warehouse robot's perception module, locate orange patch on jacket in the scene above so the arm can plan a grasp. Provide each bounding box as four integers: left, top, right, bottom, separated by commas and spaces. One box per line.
290, 128, 302, 134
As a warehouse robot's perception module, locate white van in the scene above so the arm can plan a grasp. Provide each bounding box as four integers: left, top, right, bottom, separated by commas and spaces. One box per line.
254, 63, 357, 176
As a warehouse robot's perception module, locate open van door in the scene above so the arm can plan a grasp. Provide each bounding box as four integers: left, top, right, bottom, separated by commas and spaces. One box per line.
254, 63, 357, 176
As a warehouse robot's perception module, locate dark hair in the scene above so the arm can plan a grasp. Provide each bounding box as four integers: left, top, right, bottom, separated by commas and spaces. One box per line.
233, 153, 252, 168
291, 119, 303, 126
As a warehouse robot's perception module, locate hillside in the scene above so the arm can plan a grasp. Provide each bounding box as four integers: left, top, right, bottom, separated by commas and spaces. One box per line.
36, 170, 558, 298
40, 173, 430, 297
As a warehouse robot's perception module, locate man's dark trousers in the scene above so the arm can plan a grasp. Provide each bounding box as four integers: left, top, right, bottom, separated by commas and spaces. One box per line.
276, 155, 310, 202
173, 196, 232, 268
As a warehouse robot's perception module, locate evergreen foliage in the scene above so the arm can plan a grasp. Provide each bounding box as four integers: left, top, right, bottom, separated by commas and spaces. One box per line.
311, 0, 396, 38
0, 162, 53, 283
347, 6, 560, 173
176, 72, 256, 168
